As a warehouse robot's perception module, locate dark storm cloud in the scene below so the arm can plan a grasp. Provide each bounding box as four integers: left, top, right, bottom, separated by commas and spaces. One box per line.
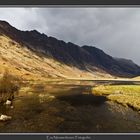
0, 8, 140, 65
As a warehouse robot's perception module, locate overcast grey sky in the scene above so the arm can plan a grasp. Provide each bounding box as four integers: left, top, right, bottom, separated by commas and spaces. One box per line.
0, 8, 140, 65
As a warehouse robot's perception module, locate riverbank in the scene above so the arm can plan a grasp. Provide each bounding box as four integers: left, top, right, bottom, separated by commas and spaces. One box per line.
92, 85, 140, 111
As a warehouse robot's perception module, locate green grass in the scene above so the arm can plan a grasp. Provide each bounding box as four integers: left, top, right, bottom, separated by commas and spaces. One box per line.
92, 85, 140, 111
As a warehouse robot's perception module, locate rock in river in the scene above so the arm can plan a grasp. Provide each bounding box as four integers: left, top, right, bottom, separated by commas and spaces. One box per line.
5, 100, 12, 105
0, 115, 12, 121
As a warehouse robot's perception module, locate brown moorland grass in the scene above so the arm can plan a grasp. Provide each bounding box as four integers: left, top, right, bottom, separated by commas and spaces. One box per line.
0, 71, 20, 103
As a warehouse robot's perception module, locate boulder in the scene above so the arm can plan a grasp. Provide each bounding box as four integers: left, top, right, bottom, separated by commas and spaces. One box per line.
5, 100, 12, 105
0, 115, 12, 121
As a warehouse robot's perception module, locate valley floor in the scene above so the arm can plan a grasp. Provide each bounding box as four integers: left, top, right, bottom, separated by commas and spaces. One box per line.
0, 80, 140, 132
92, 84, 140, 111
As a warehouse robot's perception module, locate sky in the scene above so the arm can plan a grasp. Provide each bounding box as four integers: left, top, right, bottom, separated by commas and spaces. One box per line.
0, 8, 140, 65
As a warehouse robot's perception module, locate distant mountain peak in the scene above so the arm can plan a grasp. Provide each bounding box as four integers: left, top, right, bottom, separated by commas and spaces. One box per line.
0, 20, 10, 26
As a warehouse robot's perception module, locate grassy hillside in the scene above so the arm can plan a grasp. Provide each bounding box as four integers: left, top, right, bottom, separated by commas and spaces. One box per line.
0, 35, 113, 80
132, 76, 140, 80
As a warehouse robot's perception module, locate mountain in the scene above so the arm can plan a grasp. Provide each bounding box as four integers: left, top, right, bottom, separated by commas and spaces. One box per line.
0, 20, 140, 80
82, 46, 140, 77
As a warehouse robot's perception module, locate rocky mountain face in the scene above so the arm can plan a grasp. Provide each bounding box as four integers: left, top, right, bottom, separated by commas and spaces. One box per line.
0, 20, 140, 79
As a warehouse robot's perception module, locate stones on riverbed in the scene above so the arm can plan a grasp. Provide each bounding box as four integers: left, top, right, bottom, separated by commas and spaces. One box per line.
38, 94, 55, 103
48, 95, 55, 99
3, 100, 14, 109
5, 100, 12, 105
39, 94, 55, 99
10, 106, 14, 109
0, 115, 12, 121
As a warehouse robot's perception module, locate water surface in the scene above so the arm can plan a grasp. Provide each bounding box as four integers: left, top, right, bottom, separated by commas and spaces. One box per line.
0, 80, 140, 133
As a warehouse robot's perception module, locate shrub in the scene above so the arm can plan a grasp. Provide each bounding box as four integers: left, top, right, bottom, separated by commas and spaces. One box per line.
0, 71, 20, 103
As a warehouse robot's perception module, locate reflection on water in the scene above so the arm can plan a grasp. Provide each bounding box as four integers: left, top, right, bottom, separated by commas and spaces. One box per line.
0, 80, 140, 133
57, 94, 107, 106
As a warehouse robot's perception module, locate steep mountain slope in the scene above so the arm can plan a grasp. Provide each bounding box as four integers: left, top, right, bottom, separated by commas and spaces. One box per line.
82, 46, 140, 77
0, 20, 140, 80
114, 58, 140, 75
0, 35, 105, 80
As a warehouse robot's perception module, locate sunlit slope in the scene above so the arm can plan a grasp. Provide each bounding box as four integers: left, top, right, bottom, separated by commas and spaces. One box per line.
0, 35, 111, 80
132, 76, 140, 81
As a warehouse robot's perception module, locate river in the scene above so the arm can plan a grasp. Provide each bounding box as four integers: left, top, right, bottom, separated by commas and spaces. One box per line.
0, 80, 140, 133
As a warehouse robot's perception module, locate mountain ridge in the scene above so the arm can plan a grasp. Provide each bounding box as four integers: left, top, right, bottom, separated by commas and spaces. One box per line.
0, 20, 140, 79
